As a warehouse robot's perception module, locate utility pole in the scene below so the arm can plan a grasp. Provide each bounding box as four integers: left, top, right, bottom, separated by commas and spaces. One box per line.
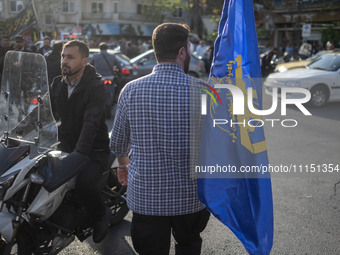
296, 0, 302, 45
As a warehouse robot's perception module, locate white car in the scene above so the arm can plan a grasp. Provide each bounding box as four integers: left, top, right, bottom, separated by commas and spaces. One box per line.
264, 53, 340, 107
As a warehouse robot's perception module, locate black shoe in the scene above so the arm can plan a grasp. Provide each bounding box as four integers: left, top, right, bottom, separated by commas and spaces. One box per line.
93, 207, 111, 243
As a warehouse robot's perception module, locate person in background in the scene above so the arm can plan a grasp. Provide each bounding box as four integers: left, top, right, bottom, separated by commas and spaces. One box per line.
49, 40, 110, 243
45, 40, 63, 84
298, 42, 312, 60
119, 38, 127, 54
37, 36, 52, 56
195, 40, 207, 58
90, 42, 116, 77
285, 43, 296, 58
261, 47, 278, 77
30, 44, 37, 53
0, 35, 13, 89
326, 41, 335, 50
13, 35, 31, 52
110, 22, 210, 255
125, 41, 140, 58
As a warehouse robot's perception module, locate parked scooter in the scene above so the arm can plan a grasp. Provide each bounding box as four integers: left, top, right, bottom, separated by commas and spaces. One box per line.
0, 51, 128, 255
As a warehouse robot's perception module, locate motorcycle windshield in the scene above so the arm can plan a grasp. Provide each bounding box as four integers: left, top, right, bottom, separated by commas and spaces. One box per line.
0, 51, 58, 149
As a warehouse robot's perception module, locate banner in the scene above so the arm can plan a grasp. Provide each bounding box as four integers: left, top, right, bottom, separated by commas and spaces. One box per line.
5, 0, 37, 38
198, 0, 274, 254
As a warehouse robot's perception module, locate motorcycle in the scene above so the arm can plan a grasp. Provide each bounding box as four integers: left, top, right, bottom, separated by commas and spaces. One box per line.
0, 51, 128, 255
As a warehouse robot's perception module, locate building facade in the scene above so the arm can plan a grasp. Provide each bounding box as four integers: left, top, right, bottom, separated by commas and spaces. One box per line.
255, 0, 340, 49
0, 0, 190, 42
3, 0, 337, 49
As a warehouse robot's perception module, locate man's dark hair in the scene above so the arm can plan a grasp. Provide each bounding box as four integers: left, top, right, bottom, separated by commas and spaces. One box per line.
52, 40, 63, 52
43, 36, 51, 41
63, 40, 89, 58
152, 23, 190, 62
2, 35, 10, 40
99, 42, 108, 51
14, 35, 24, 42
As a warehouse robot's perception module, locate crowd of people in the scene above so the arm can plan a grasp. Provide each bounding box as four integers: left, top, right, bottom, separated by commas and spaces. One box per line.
0, 33, 216, 88
0, 23, 212, 254
1, 27, 338, 254
260, 40, 338, 77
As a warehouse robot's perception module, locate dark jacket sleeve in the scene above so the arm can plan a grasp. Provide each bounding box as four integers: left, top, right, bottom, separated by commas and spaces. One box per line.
75, 81, 107, 155
49, 76, 62, 122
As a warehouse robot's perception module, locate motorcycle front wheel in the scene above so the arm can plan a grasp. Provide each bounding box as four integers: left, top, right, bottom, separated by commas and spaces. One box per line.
0, 225, 34, 255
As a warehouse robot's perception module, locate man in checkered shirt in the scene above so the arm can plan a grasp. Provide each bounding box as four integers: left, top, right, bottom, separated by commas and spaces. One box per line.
110, 23, 210, 255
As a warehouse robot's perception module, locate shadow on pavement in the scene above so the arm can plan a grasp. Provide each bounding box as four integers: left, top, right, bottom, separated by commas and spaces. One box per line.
263, 93, 340, 121
302, 101, 340, 121
89, 219, 136, 255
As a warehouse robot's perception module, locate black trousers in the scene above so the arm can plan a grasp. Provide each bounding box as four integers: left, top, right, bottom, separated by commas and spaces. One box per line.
74, 150, 109, 221
131, 209, 210, 255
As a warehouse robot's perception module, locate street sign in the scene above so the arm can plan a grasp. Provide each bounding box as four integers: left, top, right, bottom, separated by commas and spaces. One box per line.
302, 24, 311, 37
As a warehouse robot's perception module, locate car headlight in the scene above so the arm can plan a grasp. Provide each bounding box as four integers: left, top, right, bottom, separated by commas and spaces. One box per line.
278, 66, 287, 72
283, 80, 300, 87
0, 171, 20, 199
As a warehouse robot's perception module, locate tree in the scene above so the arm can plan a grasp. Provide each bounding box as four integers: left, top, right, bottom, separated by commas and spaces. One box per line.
142, 0, 187, 24
141, 0, 224, 39
202, 0, 224, 41
188, 0, 223, 38
321, 25, 340, 48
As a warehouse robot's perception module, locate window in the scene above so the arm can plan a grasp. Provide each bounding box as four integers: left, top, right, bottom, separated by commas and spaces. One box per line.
63, 0, 75, 13
112, 1, 118, 14
137, 4, 148, 15
10, 0, 23, 13
45, 14, 52, 25
91, 2, 104, 13
137, 4, 142, 14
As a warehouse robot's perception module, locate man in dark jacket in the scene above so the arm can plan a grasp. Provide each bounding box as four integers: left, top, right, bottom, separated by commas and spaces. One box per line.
49, 40, 110, 243
90, 42, 116, 77
13, 35, 31, 52
37, 36, 52, 56
45, 40, 63, 84
0, 35, 13, 89
261, 48, 278, 77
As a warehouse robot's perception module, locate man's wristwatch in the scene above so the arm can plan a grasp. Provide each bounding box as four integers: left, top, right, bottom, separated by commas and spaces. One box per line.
118, 165, 128, 170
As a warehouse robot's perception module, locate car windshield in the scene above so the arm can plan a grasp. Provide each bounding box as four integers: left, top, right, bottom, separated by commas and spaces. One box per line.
306, 51, 325, 62
307, 54, 340, 71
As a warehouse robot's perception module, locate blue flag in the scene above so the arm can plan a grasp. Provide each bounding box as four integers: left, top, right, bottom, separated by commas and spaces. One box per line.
197, 0, 273, 254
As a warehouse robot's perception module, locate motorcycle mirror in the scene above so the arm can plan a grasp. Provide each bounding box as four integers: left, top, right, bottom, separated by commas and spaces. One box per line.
30, 173, 45, 184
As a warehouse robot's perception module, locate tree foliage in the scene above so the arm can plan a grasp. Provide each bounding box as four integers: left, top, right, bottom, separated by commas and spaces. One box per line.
321, 25, 340, 48
142, 0, 224, 39
142, 0, 188, 23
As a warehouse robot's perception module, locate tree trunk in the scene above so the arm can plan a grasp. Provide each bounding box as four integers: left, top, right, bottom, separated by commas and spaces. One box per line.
191, 0, 203, 38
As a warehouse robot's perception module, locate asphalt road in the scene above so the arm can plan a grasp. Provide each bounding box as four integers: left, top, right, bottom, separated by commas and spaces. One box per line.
60, 91, 340, 255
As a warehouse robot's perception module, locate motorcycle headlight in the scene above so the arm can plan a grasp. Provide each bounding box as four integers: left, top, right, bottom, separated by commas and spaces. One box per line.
0, 171, 19, 199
